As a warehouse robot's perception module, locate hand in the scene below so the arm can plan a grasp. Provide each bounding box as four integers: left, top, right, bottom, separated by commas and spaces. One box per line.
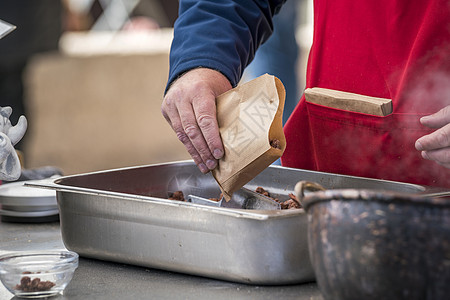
415, 105, 450, 169
162, 68, 232, 173
0, 106, 27, 146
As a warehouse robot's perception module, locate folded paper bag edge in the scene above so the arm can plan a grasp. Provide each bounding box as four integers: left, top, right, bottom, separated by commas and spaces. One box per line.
271, 76, 287, 151
212, 74, 286, 201
219, 144, 285, 201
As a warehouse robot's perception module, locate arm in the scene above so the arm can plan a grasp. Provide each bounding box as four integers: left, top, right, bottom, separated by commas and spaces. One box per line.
415, 105, 450, 169
162, 0, 285, 173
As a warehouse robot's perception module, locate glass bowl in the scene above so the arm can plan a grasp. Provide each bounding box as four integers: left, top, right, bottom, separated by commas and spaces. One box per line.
0, 251, 78, 298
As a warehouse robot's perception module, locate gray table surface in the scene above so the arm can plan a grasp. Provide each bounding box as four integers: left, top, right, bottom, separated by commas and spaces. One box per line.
0, 221, 323, 300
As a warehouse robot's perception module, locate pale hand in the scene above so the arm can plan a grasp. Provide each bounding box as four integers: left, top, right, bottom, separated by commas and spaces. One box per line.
415, 105, 450, 169
162, 68, 232, 173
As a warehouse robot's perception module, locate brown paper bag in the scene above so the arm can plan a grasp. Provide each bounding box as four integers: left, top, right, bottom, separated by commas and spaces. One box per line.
212, 74, 286, 201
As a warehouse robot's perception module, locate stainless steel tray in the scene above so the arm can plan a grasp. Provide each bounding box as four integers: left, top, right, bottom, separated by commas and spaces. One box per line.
28, 161, 450, 285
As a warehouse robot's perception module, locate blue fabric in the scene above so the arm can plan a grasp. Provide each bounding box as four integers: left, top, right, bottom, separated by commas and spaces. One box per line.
244, 0, 299, 125
166, 0, 286, 92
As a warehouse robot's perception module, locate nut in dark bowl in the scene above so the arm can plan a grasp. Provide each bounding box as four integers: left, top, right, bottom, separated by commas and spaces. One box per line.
295, 182, 450, 300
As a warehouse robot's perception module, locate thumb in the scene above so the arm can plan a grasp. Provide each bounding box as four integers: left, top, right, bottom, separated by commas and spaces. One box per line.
8, 115, 28, 146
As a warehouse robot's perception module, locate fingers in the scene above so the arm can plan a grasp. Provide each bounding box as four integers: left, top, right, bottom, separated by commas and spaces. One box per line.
162, 95, 209, 173
161, 68, 232, 173
420, 105, 450, 129
420, 147, 450, 169
415, 106, 450, 168
192, 93, 224, 160
8, 115, 28, 146
178, 93, 218, 172
416, 123, 450, 151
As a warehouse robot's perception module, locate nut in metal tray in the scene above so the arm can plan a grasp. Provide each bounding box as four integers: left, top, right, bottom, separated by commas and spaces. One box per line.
187, 187, 281, 210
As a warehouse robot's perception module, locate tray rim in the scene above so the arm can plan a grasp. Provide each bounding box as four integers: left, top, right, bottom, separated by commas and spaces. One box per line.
25, 160, 450, 217
26, 182, 304, 221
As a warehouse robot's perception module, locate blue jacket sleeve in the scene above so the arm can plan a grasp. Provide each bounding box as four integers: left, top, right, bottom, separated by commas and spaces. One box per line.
166, 0, 286, 92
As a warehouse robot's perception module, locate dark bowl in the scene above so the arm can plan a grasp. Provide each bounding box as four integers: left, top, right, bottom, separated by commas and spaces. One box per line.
297, 187, 450, 300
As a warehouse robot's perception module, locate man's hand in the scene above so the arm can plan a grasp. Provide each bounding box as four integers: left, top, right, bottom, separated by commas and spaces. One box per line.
162, 68, 232, 173
415, 105, 450, 169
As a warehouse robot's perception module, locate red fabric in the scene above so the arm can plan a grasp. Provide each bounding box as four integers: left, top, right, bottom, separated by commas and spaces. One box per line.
282, 0, 450, 188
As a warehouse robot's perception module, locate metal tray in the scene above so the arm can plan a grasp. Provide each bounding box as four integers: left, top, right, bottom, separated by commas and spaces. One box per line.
28, 161, 450, 285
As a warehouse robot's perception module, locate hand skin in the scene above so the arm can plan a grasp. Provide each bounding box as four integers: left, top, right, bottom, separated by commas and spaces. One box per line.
162, 68, 232, 173
415, 105, 450, 169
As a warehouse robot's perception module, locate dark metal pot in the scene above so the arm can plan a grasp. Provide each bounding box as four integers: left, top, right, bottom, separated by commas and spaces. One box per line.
296, 182, 450, 300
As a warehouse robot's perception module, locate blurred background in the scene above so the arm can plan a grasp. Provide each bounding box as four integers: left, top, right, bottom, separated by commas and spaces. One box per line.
0, 0, 313, 176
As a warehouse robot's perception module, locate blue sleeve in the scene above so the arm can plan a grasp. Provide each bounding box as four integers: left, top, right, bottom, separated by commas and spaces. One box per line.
166, 0, 286, 92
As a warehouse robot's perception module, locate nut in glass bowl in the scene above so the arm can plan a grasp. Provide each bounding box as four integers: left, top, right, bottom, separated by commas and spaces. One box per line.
0, 251, 78, 298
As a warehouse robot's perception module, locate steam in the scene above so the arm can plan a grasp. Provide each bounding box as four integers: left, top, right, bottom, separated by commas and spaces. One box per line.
402, 42, 450, 114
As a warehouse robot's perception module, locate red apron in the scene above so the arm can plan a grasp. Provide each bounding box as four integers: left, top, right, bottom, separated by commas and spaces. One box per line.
282, 0, 450, 188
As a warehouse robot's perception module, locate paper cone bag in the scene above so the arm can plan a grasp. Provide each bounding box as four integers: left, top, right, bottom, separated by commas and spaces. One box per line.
212, 74, 286, 201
